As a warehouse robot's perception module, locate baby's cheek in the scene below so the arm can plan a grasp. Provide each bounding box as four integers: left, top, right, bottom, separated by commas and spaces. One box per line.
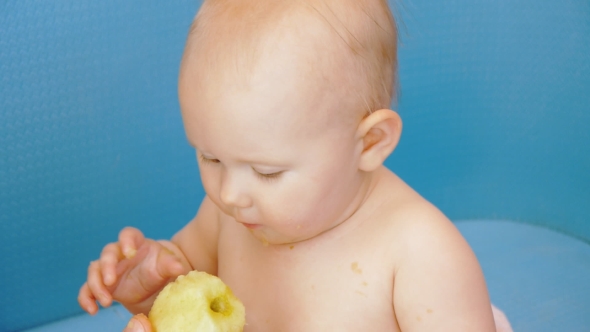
261, 191, 303, 223
200, 169, 223, 197
199, 169, 215, 189
200, 177, 231, 215
284, 187, 325, 221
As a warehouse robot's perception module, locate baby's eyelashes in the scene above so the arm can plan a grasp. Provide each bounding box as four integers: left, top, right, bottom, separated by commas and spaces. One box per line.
253, 169, 284, 181
198, 152, 285, 181
199, 154, 220, 164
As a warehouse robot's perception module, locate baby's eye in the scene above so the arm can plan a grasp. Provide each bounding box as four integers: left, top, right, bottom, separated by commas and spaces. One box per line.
199, 155, 220, 164
253, 169, 283, 182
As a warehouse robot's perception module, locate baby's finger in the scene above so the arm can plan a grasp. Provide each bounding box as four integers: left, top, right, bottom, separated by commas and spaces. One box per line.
123, 313, 153, 332
119, 227, 145, 259
100, 242, 124, 286
155, 246, 185, 279
87, 260, 113, 308
78, 282, 98, 315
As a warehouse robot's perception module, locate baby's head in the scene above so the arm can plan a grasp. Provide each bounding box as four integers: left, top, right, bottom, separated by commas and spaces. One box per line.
181, 0, 397, 120
178, 0, 401, 245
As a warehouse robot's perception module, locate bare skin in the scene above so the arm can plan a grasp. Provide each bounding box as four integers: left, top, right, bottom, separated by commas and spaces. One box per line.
79, 1, 511, 331
212, 168, 494, 331
81, 171, 498, 332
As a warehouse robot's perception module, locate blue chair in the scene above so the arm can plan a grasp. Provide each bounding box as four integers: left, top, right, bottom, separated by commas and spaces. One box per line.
1, 1, 588, 331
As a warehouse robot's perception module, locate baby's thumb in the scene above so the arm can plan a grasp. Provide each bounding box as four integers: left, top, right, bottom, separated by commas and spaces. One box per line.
123, 313, 152, 332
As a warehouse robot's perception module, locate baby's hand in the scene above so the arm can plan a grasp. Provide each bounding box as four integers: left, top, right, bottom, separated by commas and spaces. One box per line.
123, 314, 153, 332
78, 227, 191, 315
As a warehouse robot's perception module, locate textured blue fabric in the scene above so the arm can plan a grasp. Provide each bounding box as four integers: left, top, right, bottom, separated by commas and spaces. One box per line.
1, 0, 588, 330
457, 221, 590, 332
22, 305, 131, 332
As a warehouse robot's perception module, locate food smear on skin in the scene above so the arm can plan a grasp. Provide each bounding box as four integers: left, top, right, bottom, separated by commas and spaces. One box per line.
351, 262, 363, 274
124, 248, 137, 259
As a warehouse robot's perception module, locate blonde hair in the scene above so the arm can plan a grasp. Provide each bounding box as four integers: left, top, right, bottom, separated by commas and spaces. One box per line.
182, 0, 397, 115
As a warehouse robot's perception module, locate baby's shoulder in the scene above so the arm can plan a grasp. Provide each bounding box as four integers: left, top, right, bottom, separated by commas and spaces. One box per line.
365, 171, 496, 331
368, 169, 466, 258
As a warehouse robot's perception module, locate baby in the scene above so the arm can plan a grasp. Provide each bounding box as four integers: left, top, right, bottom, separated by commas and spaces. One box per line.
79, 0, 511, 330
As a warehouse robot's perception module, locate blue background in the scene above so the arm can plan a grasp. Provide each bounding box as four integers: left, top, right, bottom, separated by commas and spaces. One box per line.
1, 0, 589, 330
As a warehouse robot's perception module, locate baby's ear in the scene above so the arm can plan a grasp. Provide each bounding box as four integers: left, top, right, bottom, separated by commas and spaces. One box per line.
356, 109, 402, 172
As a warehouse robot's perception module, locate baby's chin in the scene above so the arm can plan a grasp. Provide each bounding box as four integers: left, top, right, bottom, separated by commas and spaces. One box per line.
246, 227, 312, 247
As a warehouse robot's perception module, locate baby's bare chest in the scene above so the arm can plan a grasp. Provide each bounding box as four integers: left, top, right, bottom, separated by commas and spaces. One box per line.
216, 230, 400, 331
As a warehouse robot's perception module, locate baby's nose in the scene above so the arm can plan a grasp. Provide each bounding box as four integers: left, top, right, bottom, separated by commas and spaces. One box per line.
219, 172, 252, 208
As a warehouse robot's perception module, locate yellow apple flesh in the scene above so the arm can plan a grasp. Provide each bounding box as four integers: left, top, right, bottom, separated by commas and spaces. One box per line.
148, 271, 245, 332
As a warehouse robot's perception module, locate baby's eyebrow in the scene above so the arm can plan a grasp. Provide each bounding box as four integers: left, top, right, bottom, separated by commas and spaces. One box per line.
232, 153, 293, 167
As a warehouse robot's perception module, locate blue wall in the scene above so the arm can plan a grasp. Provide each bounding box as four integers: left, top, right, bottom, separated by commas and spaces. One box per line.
387, 0, 590, 240
0, 0, 588, 330
0, 1, 202, 330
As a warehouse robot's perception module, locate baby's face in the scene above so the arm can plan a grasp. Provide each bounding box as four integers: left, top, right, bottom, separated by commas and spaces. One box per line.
178, 46, 367, 245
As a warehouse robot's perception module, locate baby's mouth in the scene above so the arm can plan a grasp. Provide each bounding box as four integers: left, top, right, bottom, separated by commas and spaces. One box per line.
241, 222, 261, 230
235, 218, 261, 230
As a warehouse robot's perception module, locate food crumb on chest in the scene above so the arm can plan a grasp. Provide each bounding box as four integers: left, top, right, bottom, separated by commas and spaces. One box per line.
355, 290, 367, 297
351, 262, 363, 274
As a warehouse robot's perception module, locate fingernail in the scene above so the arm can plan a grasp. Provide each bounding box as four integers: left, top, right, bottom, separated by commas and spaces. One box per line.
124, 248, 137, 259
125, 319, 137, 332
99, 293, 111, 305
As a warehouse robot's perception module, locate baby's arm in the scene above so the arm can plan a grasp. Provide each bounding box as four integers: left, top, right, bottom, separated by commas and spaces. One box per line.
392, 208, 496, 331
78, 196, 220, 316
171, 196, 220, 276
